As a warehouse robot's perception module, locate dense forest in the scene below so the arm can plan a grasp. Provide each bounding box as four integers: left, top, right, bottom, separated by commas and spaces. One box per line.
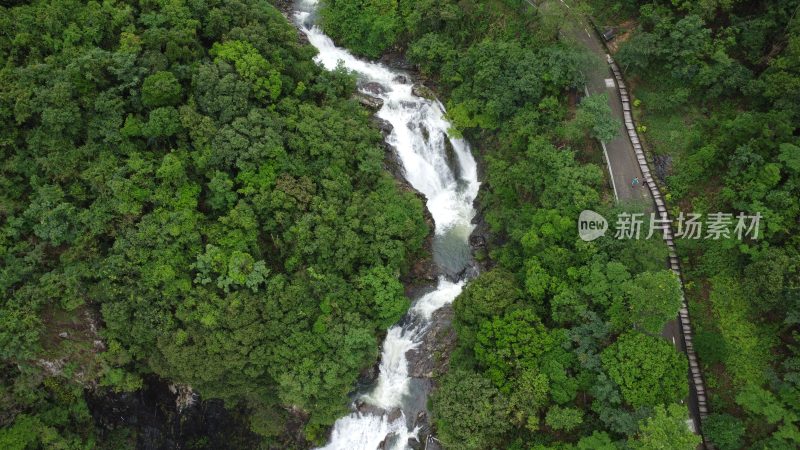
2, 0, 797, 449
592, 1, 800, 449
319, 0, 800, 449
0, 0, 429, 447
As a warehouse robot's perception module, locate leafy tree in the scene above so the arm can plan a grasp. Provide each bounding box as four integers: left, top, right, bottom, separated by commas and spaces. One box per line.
508, 367, 550, 431
575, 431, 618, 449
406, 33, 457, 76
628, 403, 701, 450
567, 93, 620, 142
704, 413, 746, 450
545, 405, 585, 432
320, 0, 402, 58
609, 270, 683, 334
453, 269, 522, 348
735, 384, 800, 447
210, 40, 283, 101
141, 71, 182, 108
474, 308, 555, 387
600, 332, 688, 408
430, 369, 511, 450
355, 266, 409, 330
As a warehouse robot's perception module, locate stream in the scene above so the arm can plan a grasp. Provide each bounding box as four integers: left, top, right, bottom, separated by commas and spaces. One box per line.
293, 1, 480, 448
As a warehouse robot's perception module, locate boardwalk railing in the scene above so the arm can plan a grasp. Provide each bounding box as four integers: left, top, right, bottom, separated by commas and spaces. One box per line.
607, 54, 711, 445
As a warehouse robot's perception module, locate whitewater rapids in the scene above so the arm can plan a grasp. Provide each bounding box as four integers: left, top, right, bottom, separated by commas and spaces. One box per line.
293, 1, 480, 448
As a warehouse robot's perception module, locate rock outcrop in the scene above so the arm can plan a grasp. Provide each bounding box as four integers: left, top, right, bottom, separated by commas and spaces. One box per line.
407, 306, 457, 378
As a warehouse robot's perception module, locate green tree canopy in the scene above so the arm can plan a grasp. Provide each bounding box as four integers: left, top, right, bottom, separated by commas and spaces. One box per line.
567, 93, 620, 142
628, 404, 701, 450
601, 332, 688, 408
609, 270, 683, 334
430, 369, 511, 450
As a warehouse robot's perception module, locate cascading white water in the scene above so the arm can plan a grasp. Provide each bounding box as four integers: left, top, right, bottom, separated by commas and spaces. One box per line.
293, 1, 480, 448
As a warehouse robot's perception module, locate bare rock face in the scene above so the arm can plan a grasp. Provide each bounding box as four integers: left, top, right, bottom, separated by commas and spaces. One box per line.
383, 142, 405, 181
406, 255, 438, 285
357, 361, 380, 389
37, 357, 67, 377
88, 376, 265, 450
407, 306, 457, 378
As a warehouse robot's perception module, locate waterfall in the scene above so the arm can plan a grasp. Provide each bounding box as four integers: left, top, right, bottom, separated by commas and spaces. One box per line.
293, 1, 480, 448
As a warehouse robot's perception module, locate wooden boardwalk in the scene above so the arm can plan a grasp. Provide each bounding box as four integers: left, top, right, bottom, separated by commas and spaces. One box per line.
607, 54, 710, 432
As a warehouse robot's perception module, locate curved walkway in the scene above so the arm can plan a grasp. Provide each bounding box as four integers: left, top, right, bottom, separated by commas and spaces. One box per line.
539, 0, 711, 445
608, 54, 710, 426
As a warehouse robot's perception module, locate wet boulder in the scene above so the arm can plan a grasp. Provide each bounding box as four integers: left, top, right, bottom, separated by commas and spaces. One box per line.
407, 306, 457, 378
412, 84, 436, 100
426, 438, 443, 450
469, 207, 493, 272
360, 81, 388, 95
387, 408, 403, 422
408, 437, 423, 450
357, 361, 380, 388
379, 52, 414, 71
372, 116, 394, 137
354, 92, 384, 110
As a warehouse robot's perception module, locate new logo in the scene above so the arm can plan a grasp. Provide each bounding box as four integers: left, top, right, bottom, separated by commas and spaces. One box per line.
578, 210, 608, 241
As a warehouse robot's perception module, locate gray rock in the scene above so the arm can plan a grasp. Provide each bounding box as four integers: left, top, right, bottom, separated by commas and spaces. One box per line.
413, 411, 432, 437
357, 361, 380, 388
382, 142, 405, 180
354, 92, 384, 110
412, 84, 436, 100
379, 52, 414, 71
442, 133, 460, 178
408, 438, 423, 450
426, 438, 443, 450
372, 117, 394, 137
393, 74, 411, 84
387, 408, 402, 422
469, 200, 493, 272
360, 81, 388, 95
407, 306, 457, 378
